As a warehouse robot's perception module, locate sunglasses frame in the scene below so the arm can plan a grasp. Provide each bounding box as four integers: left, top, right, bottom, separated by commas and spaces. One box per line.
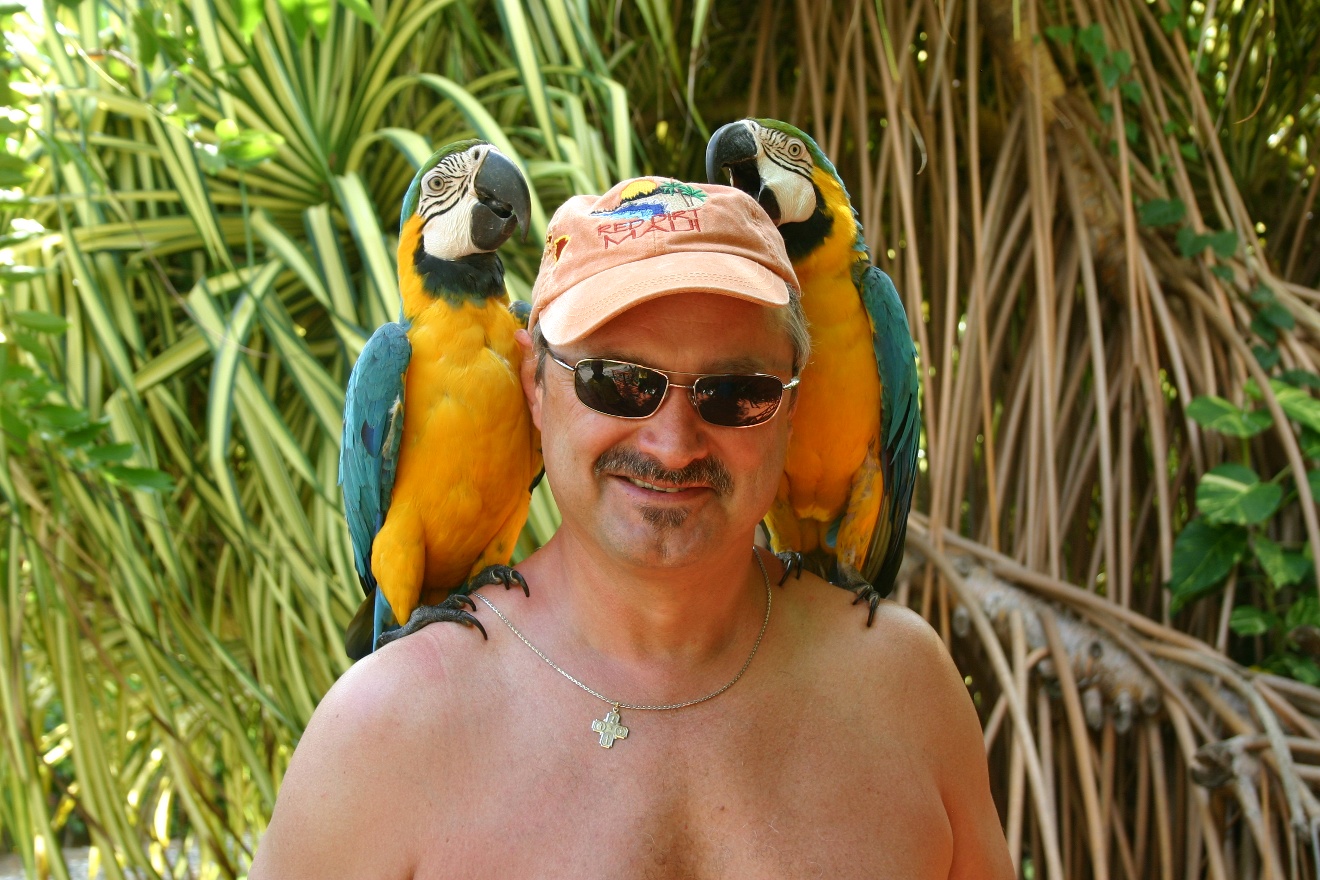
546, 350, 800, 428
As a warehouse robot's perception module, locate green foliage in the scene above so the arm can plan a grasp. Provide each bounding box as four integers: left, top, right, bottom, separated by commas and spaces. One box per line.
1170, 340, 1319, 675
1168, 519, 1249, 609
1176, 227, 1238, 260
1185, 395, 1271, 438
1194, 464, 1281, 526
1138, 198, 1186, 228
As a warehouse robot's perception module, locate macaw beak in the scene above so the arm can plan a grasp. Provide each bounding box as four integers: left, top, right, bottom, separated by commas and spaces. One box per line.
470, 148, 532, 252
706, 121, 780, 224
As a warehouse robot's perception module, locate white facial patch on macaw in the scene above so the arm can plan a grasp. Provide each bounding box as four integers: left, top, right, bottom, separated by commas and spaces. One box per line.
749, 123, 816, 225
417, 146, 486, 259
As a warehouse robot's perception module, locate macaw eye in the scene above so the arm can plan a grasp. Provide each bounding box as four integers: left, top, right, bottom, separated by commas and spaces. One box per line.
788, 142, 804, 157
425, 174, 445, 192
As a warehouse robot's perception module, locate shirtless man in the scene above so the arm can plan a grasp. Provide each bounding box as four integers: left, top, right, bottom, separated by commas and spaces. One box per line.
251, 178, 1014, 879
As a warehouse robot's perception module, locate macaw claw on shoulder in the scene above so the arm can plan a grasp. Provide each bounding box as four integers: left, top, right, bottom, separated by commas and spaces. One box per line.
833, 560, 885, 627
377, 592, 487, 646
774, 550, 804, 587
374, 565, 531, 649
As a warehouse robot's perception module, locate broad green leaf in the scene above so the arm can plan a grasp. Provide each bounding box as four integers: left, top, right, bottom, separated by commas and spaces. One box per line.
1286, 596, 1320, 629
1176, 227, 1236, 259
1254, 535, 1312, 588
1167, 519, 1247, 609
0, 402, 31, 446
13, 331, 53, 364
1077, 23, 1107, 63
1270, 380, 1320, 433
217, 127, 285, 170
1101, 61, 1121, 89
1258, 302, 1295, 332
1229, 605, 1273, 637
1207, 230, 1238, 258
1280, 370, 1320, 390
10, 311, 70, 335
33, 404, 89, 432
1044, 25, 1074, 44
1139, 199, 1185, 227
1279, 655, 1320, 686
1185, 395, 1271, 437
85, 442, 136, 464
60, 419, 109, 447
0, 265, 47, 281
1253, 345, 1280, 370
1304, 428, 1320, 460
1195, 464, 1282, 525
105, 466, 175, 492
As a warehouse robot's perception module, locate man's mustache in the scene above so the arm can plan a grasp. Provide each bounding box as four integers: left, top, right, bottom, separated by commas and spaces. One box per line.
594, 448, 733, 497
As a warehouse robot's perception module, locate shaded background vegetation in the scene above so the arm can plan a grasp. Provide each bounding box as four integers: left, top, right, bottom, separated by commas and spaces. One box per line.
2, 0, 1319, 876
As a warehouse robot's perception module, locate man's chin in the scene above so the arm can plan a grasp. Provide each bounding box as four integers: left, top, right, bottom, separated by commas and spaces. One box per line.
600, 515, 719, 567
639, 504, 690, 529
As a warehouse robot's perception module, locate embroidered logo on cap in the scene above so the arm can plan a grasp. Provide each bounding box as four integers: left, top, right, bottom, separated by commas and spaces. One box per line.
550, 235, 570, 262
590, 179, 708, 249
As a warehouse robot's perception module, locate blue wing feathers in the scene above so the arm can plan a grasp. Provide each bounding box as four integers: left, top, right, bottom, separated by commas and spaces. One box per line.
339, 322, 411, 596
858, 265, 921, 589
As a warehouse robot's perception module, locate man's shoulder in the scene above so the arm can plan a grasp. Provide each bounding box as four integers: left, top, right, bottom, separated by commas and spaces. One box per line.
285, 620, 500, 790
783, 571, 944, 658
250, 623, 493, 878
781, 571, 967, 707
327, 620, 497, 731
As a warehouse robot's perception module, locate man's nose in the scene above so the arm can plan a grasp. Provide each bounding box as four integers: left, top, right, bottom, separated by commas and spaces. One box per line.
634, 386, 709, 468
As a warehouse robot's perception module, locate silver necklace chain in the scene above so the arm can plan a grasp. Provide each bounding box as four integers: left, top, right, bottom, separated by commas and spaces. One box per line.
474, 549, 771, 713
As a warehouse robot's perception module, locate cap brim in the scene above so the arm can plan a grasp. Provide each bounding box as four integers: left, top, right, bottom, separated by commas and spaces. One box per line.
537, 251, 791, 345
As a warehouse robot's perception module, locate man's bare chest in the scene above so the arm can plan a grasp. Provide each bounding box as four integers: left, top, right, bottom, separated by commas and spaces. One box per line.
410, 691, 953, 879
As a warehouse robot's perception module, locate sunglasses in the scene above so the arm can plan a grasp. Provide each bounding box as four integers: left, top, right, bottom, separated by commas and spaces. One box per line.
547, 351, 799, 428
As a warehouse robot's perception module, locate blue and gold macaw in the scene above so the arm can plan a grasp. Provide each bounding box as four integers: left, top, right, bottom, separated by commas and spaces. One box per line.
707, 118, 920, 623
339, 140, 542, 659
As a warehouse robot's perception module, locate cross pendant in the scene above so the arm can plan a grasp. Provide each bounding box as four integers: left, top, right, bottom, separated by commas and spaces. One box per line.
591, 704, 629, 748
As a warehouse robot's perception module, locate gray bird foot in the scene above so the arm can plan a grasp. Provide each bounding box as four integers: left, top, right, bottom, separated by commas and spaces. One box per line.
374, 566, 530, 650
469, 563, 530, 597
376, 593, 488, 648
774, 551, 804, 586
833, 562, 884, 627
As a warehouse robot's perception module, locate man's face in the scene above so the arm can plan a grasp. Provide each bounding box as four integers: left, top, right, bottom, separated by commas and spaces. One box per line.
523, 292, 796, 569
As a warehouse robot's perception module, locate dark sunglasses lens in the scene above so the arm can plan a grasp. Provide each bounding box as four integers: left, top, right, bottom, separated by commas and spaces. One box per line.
574, 359, 668, 418
693, 375, 784, 427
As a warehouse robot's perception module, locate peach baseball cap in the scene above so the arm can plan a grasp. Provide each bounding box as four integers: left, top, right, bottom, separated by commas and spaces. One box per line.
529, 177, 800, 345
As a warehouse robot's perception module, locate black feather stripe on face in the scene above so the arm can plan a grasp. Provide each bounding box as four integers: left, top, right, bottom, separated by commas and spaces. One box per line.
777, 182, 834, 262
758, 128, 813, 181
416, 149, 479, 221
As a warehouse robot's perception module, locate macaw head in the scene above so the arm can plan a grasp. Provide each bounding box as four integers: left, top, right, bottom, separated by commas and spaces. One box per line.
400, 140, 531, 261
706, 118, 862, 264
707, 119, 838, 225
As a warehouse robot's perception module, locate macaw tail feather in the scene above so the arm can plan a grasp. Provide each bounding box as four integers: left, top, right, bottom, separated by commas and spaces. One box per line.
343, 588, 377, 661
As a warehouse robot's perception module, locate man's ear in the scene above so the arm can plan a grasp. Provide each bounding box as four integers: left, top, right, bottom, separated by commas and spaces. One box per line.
516, 328, 544, 430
